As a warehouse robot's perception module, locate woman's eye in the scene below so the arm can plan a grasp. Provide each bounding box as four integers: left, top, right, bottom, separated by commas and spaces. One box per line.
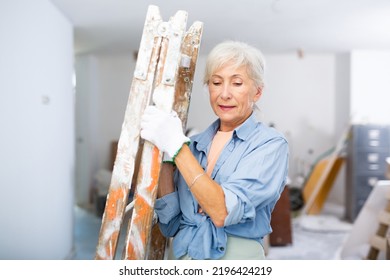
233, 82, 242, 86
212, 81, 221, 86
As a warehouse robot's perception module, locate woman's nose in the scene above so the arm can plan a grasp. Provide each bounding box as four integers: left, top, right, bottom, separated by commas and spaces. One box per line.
220, 85, 232, 100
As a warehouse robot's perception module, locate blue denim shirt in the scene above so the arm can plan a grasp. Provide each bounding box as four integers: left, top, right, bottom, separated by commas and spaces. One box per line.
154, 114, 289, 259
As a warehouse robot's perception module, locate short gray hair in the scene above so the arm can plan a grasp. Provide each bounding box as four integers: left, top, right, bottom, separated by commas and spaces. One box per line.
203, 41, 266, 89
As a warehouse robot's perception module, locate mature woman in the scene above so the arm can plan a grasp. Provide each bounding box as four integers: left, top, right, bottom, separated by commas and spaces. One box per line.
140, 41, 289, 260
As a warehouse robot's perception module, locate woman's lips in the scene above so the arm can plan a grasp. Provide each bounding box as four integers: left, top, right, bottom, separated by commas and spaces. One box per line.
219, 105, 235, 111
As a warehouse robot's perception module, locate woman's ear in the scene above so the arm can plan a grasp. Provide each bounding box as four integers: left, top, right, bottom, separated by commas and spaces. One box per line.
253, 86, 263, 102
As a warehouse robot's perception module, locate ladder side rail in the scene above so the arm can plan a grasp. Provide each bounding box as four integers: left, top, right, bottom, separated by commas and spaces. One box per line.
147, 21, 204, 260
123, 9, 188, 260
95, 6, 163, 260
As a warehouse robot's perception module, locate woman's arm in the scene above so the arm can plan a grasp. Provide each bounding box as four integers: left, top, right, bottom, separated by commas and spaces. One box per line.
157, 162, 175, 198
141, 106, 227, 227
154, 163, 181, 237
174, 144, 228, 227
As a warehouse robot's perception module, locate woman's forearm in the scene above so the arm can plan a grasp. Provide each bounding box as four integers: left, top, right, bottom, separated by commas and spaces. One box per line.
174, 144, 228, 227
157, 162, 175, 198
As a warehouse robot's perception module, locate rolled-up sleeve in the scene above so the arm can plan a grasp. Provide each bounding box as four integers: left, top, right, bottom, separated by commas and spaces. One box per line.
154, 192, 180, 224
223, 187, 254, 226
222, 137, 289, 227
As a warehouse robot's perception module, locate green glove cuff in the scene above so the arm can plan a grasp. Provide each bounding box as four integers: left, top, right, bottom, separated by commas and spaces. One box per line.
171, 141, 191, 164
162, 159, 175, 165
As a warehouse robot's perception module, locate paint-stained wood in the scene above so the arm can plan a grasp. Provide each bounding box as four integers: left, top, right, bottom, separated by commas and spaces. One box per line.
96, 5, 203, 260
121, 8, 188, 260
147, 223, 167, 260
95, 5, 163, 260
147, 21, 203, 260
173, 21, 203, 128
367, 199, 390, 259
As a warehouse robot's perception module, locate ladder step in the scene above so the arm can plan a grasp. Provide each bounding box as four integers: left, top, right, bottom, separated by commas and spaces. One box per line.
366, 187, 390, 259
378, 210, 390, 225
369, 235, 387, 251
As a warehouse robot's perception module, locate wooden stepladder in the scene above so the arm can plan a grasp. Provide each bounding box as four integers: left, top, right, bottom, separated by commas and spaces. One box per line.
367, 187, 390, 259
95, 5, 203, 260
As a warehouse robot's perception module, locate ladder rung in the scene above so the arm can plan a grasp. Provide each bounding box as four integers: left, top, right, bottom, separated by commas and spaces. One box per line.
369, 235, 387, 251
378, 210, 390, 225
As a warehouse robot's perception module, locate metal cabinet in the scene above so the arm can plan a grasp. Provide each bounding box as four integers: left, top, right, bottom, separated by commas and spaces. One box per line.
346, 124, 390, 222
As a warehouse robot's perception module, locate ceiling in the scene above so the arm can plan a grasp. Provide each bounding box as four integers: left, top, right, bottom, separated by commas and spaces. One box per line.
50, 0, 390, 56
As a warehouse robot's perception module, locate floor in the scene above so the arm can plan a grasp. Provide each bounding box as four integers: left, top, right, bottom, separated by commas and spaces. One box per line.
266, 214, 352, 260
72, 205, 103, 260
72, 202, 356, 260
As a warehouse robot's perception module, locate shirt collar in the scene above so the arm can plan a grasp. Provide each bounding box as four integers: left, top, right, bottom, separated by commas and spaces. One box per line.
192, 113, 259, 153
234, 113, 259, 141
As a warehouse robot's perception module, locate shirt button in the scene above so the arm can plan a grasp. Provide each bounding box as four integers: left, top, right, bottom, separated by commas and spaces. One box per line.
219, 247, 225, 251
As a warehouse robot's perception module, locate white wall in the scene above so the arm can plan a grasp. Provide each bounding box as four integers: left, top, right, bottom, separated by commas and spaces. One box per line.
350, 50, 390, 124
260, 53, 338, 182
95, 54, 135, 169
187, 56, 217, 131
75, 55, 99, 206
327, 53, 351, 206
75, 53, 135, 206
0, 0, 74, 259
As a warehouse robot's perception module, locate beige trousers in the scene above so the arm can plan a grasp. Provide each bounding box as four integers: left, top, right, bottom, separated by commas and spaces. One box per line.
169, 235, 265, 260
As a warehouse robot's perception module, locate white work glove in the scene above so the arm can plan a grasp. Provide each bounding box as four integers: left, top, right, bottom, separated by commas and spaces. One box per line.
162, 152, 175, 164
140, 106, 190, 161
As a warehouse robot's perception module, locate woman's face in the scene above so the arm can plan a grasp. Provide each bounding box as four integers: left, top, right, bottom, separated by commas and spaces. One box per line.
208, 62, 262, 131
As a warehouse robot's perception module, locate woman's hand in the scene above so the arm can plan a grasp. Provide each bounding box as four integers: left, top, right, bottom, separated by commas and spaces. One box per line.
140, 106, 190, 159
